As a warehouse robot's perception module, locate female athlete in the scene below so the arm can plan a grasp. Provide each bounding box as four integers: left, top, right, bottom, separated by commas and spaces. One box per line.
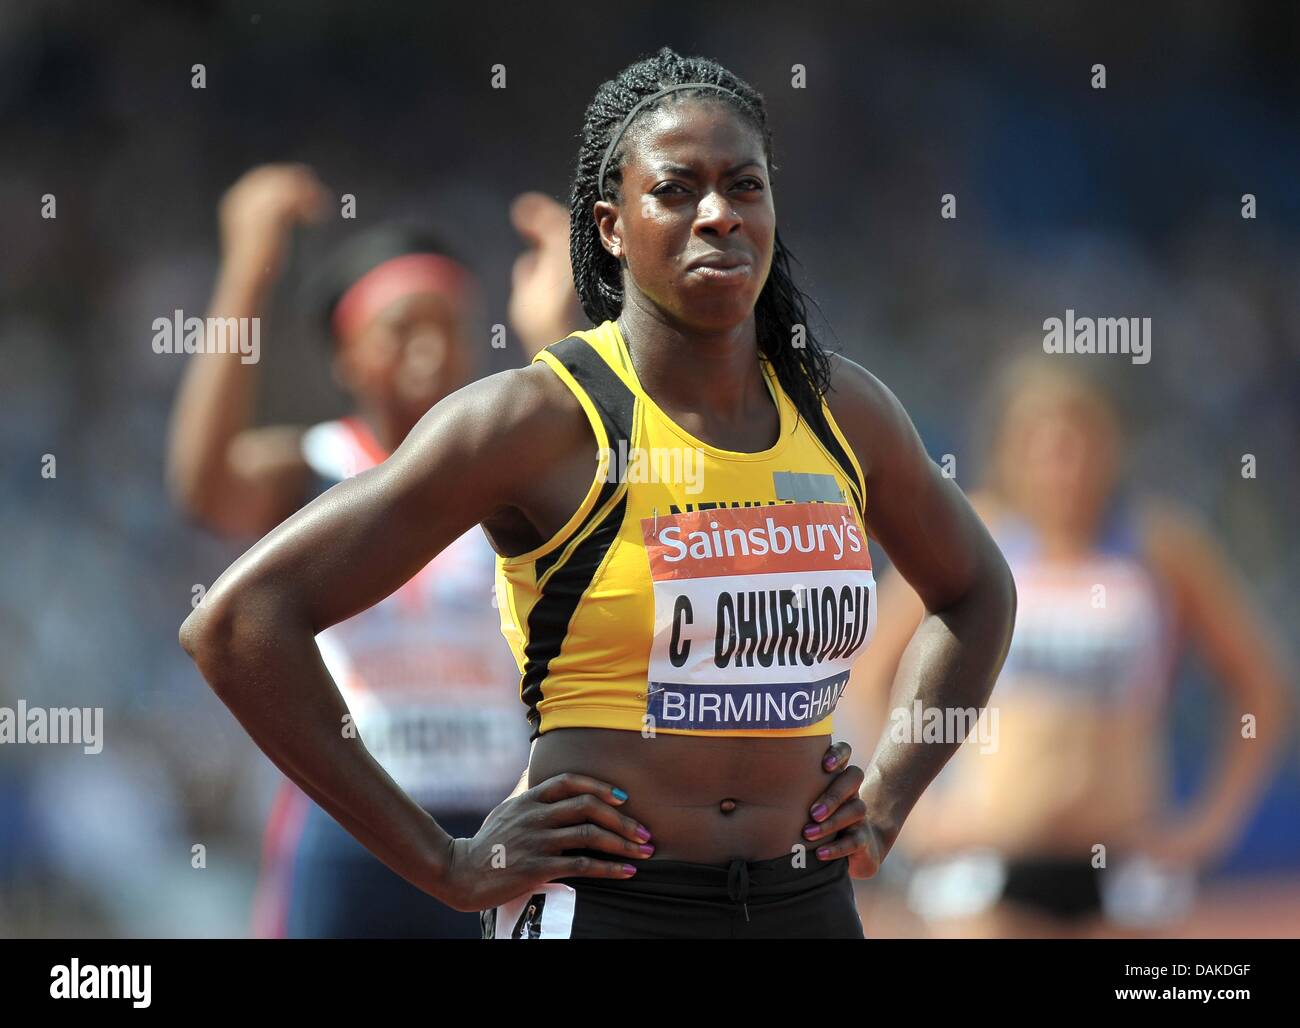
851, 357, 1291, 938
167, 165, 579, 936
180, 49, 1017, 939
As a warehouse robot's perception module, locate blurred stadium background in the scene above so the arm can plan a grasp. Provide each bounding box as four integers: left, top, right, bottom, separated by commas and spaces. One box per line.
1, 1, 1296, 936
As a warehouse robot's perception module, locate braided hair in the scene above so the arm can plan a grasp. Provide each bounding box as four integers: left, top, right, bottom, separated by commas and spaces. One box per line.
570, 46, 834, 425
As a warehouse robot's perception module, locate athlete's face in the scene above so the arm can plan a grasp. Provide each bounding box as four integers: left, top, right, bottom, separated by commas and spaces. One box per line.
333, 291, 471, 424
596, 99, 774, 331
999, 385, 1121, 535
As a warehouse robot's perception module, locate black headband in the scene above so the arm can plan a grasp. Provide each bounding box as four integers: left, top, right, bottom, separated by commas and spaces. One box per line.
597, 81, 744, 202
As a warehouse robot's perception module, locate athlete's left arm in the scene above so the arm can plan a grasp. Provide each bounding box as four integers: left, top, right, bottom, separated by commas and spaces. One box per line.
820, 353, 1017, 877
1137, 500, 1293, 865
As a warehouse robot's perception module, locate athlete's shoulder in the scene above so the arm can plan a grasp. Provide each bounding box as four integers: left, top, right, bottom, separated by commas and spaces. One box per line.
821, 351, 921, 473
1132, 493, 1218, 571
351, 361, 591, 539
824, 351, 905, 418
444, 357, 589, 446
531, 321, 627, 378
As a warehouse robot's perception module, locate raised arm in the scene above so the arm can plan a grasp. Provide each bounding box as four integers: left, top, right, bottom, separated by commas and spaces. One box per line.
826, 355, 1017, 875
179, 363, 654, 911
165, 163, 327, 537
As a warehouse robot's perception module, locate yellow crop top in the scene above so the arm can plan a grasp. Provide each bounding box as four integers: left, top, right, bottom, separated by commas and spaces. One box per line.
494, 319, 876, 740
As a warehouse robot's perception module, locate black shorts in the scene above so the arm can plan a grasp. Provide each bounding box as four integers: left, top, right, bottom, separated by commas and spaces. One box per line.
1000, 858, 1103, 920
481, 850, 864, 939
908, 851, 1104, 924
909, 850, 1200, 927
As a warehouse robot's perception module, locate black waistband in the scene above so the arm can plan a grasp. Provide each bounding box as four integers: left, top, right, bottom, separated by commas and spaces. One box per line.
555, 848, 848, 905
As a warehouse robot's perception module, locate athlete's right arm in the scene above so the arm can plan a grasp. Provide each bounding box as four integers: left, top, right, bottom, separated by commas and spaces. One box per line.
179, 364, 651, 912
835, 488, 1004, 860
165, 164, 327, 538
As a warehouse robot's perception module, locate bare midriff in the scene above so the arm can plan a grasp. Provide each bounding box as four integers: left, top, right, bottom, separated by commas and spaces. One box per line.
529, 728, 834, 865
911, 695, 1166, 859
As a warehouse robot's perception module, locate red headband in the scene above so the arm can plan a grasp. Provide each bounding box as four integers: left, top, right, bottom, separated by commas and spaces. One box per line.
331, 253, 473, 340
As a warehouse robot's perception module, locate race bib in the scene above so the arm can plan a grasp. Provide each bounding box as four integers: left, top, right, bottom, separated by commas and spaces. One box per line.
641, 503, 876, 731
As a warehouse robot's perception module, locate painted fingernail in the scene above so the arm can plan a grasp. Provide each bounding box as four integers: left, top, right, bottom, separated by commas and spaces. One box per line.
612, 787, 628, 802
635, 825, 652, 842
803, 824, 821, 839
811, 803, 829, 821
637, 844, 655, 856
824, 755, 837, 770
622, 864, 638, 875
817, 847, 832, 860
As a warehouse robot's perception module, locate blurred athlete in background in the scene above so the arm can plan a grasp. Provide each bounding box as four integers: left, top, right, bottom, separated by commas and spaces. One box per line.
850, 357, 1291, 938
165, 165, 580, 937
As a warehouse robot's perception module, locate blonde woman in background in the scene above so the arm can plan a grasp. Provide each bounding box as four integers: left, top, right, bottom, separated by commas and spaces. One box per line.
848, 357, 1291, 938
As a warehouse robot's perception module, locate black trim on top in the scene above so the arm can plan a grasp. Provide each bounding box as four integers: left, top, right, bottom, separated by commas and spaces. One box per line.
533, 336, 636, 579
521, 335, 636, 737
520, 493, 629, 740
802, 399, 866, 524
